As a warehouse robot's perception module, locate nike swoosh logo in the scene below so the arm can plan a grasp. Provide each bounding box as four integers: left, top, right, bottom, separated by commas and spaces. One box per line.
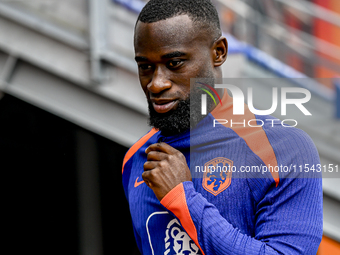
134, 177, 145, 188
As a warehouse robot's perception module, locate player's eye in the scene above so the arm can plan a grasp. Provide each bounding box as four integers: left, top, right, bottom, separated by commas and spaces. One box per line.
139, 64, 153, 71
167, 60, 183, 69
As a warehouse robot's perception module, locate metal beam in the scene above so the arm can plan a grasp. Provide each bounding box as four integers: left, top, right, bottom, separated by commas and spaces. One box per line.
0, 2, 88, 50
89, 0, 108, 84
323, 194, 340, 242
0, 54, 17, 82
101, 50, 137, 74
0, 53, 17, 93
274, 0, 340, 28
335, 80, 340, 119
216, 0, 340, 64
3, 61, 149, 147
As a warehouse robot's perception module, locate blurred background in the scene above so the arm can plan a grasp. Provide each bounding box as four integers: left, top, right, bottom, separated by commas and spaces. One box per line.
0, 0, 339, 254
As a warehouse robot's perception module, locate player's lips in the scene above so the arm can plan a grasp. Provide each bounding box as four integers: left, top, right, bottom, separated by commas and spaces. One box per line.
151, 99, 178, 114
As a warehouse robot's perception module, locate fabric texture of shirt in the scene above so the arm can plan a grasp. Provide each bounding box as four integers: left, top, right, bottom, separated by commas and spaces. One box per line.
122, 91, 323, 255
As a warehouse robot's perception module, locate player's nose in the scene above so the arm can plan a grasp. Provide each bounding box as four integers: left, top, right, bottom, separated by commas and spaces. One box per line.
147, 66, 172, 94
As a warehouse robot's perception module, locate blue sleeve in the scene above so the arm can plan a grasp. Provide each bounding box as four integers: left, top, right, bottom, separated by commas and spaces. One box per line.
182, 177, 322, 255
161, 129, 323, 255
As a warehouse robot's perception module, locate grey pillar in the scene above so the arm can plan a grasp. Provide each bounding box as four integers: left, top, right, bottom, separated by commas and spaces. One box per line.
76, 130, 103, 255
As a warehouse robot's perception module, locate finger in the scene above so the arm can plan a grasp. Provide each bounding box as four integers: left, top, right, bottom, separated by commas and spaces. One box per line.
143, 160, 157, 171
146, 150, 168, 161
142, 170, 153, 188
145, 142, 177, 154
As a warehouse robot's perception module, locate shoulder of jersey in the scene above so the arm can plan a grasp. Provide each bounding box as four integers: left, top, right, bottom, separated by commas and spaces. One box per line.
122, 128, 159, 175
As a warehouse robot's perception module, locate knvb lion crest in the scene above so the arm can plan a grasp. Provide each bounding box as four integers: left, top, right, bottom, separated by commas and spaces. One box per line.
164, 218, 201, 255
202, 157, 233, 196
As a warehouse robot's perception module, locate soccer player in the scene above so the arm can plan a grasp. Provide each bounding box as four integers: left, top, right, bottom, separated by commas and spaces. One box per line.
122, 0, 323, 254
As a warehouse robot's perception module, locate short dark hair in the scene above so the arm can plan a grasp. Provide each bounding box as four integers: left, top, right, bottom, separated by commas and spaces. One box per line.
137, 0, 222, 40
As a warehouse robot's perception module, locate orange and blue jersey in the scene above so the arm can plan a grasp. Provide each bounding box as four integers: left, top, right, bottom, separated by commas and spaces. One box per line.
122, 91, 323, 255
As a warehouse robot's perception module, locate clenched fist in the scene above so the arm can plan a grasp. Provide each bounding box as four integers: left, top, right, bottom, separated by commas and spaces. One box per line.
142, 142, 192, 201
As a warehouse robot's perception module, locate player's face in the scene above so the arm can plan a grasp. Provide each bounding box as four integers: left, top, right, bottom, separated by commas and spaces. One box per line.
134, 14, 215, 115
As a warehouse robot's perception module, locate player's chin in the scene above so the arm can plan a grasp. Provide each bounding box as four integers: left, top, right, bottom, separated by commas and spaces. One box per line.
148, 100, 191, 136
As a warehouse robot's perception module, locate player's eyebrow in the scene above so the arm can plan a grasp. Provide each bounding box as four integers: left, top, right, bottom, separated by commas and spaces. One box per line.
135, 56, 149, 62
135, 51, 186, 62
161, 51, 186, 59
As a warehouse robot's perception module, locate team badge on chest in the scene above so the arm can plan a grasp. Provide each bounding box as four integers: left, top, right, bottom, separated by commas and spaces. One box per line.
202, 157, 233, 196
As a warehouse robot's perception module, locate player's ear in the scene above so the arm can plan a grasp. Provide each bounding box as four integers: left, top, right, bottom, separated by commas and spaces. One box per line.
212, 36, 228, 67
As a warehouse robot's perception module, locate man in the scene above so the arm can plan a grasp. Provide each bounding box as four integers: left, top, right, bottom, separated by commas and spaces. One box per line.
122, 0, 323, 254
